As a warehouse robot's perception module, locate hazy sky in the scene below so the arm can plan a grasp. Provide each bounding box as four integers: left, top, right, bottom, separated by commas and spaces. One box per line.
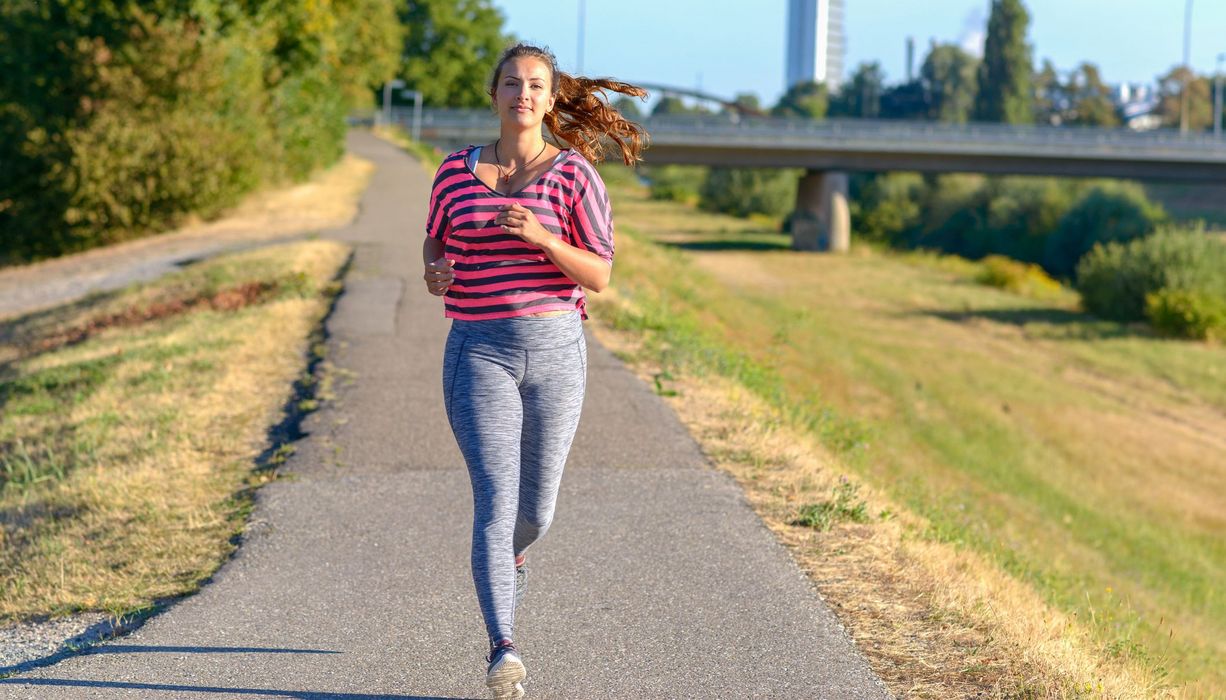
491, 0, 1226, 108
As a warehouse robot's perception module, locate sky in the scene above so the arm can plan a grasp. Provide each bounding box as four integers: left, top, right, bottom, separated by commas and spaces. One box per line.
490, 0, 1226, 109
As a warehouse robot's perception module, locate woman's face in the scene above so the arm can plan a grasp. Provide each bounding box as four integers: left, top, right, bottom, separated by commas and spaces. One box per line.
493, 57, 556, 128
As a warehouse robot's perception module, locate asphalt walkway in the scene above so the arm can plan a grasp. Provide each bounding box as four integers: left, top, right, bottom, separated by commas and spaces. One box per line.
0, 130, 892, 699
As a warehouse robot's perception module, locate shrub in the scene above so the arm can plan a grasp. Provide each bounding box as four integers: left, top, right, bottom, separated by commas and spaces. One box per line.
1145, 288, 1226, 341
851, 172, 924, 243
976, 255, 1064, 299
699, 167, 800, 219
1044, 181, 1166, 279
644, 165, 706, 204
1075, 226, 1226, 323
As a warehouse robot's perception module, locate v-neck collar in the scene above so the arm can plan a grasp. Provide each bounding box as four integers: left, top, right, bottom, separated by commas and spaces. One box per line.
467, 144, 572, 197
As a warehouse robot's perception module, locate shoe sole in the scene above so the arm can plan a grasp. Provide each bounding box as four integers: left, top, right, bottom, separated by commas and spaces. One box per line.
486, 655, 526, 699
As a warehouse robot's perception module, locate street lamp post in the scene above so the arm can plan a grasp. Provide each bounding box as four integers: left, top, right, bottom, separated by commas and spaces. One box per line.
403, 89, 424, 143
1180, 0, 1192, 134
382, 79, 405, 128
1216, 53, 1225, 139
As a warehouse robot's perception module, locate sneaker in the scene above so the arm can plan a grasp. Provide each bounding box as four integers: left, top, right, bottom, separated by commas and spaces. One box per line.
486, 640, 526, 699
514, 560, 528, 612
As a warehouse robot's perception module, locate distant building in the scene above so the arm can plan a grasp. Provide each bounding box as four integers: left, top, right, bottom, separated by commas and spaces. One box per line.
1114, 82, 1161, 131
786, 0, 845, 90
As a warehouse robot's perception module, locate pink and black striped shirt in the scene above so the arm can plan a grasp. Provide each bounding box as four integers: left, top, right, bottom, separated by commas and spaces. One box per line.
425, 144, 615, 320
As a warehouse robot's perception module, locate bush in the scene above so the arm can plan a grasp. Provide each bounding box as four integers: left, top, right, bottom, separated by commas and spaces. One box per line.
1075, 226, 1226, 323
1145, 288, 1226, 341
1044, 181, 1166, 279
644, 165, 706, 204
851, 172, 924, 242
699, 167, 800, 219
975, 255, 1064, 299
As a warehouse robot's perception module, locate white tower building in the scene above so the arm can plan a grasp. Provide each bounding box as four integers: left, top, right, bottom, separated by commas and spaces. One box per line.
786, 0, 846, 89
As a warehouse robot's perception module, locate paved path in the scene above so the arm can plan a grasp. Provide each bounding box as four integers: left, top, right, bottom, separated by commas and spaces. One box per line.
0, 131, 892, 699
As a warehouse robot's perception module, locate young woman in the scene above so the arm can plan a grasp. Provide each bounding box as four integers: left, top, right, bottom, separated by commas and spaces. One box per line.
420, 43, 647, 699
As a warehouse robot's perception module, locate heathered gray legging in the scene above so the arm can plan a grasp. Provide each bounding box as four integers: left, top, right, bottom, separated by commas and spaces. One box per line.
442, 311, 587, 647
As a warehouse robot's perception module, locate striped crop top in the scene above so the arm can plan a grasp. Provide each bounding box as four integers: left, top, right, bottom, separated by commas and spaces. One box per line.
425, 144, 615, 321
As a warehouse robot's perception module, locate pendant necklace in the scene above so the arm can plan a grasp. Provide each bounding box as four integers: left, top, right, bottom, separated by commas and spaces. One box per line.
494, 138, 548, 184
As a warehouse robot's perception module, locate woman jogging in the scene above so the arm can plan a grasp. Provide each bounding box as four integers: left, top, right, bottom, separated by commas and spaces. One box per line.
420, 43, 647, 699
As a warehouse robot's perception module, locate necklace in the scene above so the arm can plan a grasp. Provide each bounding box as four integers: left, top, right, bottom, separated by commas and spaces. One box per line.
493, 138, 549, 184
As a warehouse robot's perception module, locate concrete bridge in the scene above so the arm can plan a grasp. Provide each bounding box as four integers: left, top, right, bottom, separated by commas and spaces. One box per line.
397, 108, 1226, 252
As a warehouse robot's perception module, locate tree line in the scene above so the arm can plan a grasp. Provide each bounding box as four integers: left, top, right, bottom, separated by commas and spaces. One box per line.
0, 0, 516, 267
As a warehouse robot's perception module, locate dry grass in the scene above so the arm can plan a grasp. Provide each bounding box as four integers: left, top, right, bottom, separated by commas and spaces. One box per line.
0, 241, 351, 622
587, 174, 1223, 698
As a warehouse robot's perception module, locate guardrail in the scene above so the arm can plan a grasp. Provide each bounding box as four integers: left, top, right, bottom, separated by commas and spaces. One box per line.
393, 108, 1226, 180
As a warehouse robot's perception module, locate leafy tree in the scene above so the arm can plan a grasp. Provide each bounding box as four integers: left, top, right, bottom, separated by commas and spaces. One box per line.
772, 80, 828, 119
1032, 59, 1063, 125
921, 43, 978, 123
399, 0, 512, 108
652, 95, 710, 116
700, 168, 799, 219
1063, 62, 1119, 127
1155, 66, 1213, 131
973, 0, 1034, 124
728, 91, 763, 115
613, 95, 644, 119
830, 62, 883, 118
879, 80, 927, 120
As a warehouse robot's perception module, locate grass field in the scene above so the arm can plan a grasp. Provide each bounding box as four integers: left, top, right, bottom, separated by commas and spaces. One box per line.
588, 167, 1225, 697
0, 240, 351, 627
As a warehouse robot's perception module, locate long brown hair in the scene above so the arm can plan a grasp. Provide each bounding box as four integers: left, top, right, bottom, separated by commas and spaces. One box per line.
488, 43, 649, 165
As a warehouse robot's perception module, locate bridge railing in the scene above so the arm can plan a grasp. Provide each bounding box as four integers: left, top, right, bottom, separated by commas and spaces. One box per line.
402, 108, 1226, 154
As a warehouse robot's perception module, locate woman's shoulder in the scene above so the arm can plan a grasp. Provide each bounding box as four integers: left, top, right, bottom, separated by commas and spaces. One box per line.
444, 145, 479, 163
557, 148, 606, 188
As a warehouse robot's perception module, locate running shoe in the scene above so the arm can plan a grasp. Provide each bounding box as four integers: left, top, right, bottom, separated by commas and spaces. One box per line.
486, 639, 526, 699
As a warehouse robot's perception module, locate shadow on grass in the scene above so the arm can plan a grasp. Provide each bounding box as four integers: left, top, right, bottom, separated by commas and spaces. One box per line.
659, 237, 793, 253
920, 307, 1151, 341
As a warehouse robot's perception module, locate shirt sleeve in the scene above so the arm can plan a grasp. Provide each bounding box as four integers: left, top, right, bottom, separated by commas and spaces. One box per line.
425, 154, 465, 242
569, 161, 615, 265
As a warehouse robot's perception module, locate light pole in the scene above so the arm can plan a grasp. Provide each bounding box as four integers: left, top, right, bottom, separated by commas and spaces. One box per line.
1216, 53, 1225, 138
403, 89, 424, 143
382, 79, 405, 128
1180, 0, 1192, 134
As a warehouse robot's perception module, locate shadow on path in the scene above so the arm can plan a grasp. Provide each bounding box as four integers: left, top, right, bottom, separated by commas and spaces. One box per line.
0, 678, 473, 700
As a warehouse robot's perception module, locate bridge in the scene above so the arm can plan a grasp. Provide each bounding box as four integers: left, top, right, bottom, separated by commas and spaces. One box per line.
396, 108, 1226, 251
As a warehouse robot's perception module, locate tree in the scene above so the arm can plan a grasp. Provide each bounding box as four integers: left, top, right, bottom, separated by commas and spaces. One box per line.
729, 91, 762, 114
652, 95, 709, 116
613, 95, 644, 120
973, 0, 1034, 124
921, 43, 978, 124
1155, 66, 1213, 131
879, 81, 927, 120
830, 62, 884, 118
399, 0, 512, 108
1033, 59, 1063, 125
1063, 62, 1119, 127
772, 80, 828, 119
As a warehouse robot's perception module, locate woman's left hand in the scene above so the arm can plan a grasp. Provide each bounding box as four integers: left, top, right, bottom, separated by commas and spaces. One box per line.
496, 203, 553, 250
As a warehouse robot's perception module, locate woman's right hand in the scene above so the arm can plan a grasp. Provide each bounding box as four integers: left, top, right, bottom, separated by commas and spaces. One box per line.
423, 256, 455, 296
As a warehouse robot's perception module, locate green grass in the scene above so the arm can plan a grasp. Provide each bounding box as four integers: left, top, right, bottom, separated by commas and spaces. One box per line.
591, 174, 1226, 695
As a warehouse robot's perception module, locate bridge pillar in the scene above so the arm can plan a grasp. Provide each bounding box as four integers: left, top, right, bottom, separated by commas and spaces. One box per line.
791, 170, 850, 252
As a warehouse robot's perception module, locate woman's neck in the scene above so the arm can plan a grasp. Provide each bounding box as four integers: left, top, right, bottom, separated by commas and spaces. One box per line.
496, 129, 549, 165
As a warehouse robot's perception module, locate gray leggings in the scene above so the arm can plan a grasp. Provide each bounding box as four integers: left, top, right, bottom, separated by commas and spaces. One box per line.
442, 311, 587, 646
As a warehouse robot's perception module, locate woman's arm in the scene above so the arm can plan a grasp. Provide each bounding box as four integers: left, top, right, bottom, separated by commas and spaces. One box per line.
495, 202, 612, 292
